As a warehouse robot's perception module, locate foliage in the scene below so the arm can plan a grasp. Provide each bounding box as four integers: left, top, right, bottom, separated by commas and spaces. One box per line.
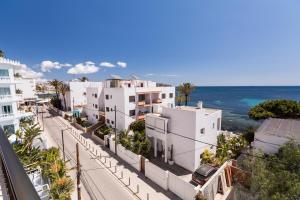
0, 50, 4, 58
49, 79, 62, 99
238, 141, 300, 200
50, 96, 62, 109
59, 83, 70, 111
78, 76, 89, 82
177, 82, 195, 106
248, 99, 300, 120
14, 73, 22, 78
16, 89, 23, 94
200, 134, 248, 166
36, 84, 45, 93
195, 192, 208, 200
129, 120, 145, 132
20, 117, 34, 128
200, 149, 215, 164
242, 126, 256, 143
94, 125, 111, 139
119, 130, 151, 156
12, 124, 74, 199
176, 95, 185, 106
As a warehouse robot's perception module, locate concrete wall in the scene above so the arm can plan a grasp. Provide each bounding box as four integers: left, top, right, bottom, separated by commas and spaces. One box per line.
16, 78, 36, 99
253, 133, 288, 154
84, 84, 104, 124
145, 159, 169, 190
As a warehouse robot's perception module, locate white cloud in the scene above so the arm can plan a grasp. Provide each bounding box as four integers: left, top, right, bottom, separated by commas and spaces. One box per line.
100, 62, 115, 68
117, 61, 127, 68
16, 64, 44, 79
40, 60, 72, 72
67, 61, 100, 74
145, 73, 178, 77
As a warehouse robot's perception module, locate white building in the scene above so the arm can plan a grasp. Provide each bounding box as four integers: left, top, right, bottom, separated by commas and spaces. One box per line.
0, 58, 34, 134
146, 102, 222, 172
83, 82, 105, 124
16, 78, 37, 100
103, 78, 175, 130
60, 81, 102, 114
253, 118, 300, 154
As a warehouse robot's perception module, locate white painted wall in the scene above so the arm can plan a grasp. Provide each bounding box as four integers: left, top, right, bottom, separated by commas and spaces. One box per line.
16, 78, 36, 99
84, 83, 104, 124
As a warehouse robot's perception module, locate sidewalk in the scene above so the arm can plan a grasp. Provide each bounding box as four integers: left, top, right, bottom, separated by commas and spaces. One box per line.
52, 111, 180, 200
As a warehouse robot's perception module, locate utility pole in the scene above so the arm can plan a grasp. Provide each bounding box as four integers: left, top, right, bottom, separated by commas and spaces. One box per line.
41, 103, 45, 131
76, 143, 81, 200
114, 105, 117, 155
61, 130, 65, 162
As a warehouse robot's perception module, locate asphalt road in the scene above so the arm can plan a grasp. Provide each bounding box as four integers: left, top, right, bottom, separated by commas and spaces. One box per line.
42, 108, 135, 200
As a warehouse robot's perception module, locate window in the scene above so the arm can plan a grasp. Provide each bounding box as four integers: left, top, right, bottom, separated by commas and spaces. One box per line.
138, 94, 145, 101
111, 120, 114, 125
3, 124, 14, 135
95, 104, 98, 109
141, 83, 144, 87
129, 110, 135, 117
96, 115, 98, 119
110, 95, 112, 99
110, 108, 113, 112
128, 83, 131, 88
106, 107, 110, 112
217, 118, 221, 130
2, 105, 12, 114
212, 123, 215, 129
106, 119, 110, 124
0, 88, 10, 95
92, 104, 94, 107
95, 94, 98, 98
169, 93, 174, 98
200, 128, 205, 134
129, 96, 135, 103
105, 95, 109, 100
162, 93, 166, 99
83, 92, 86, 96
0, 69, 9, 77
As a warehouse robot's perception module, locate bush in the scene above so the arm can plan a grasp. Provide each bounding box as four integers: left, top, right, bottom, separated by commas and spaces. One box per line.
129, 120, 145, 132
242, 126, 256, 143
50, 96, 62, 109
248, 99, 300, 120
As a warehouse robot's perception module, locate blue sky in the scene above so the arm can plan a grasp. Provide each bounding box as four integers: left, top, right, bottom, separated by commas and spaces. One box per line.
1, 0, 300, 86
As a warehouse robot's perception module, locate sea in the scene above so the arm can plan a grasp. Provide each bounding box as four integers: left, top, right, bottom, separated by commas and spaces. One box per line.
186, 86, 300, 132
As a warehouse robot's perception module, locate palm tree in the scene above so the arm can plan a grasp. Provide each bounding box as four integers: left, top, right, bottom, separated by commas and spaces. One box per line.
59, 83, 70, 111
16, 89, 23, 94
176, 95, 185, 106
178, 83, 195, 106
0, 50, 5, 58
14, 73, 22, 78
22, 124, 42, 151
36, 84, 45, 93
79, 76, 89, 82
49, 79, 62, 99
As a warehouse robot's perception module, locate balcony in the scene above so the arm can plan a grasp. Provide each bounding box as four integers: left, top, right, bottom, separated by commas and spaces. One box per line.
137, 101, 145, 106
0, 95, 22, 103
0, 111, 34, 122
99, 108, 105, 116
0, 76, 12, 83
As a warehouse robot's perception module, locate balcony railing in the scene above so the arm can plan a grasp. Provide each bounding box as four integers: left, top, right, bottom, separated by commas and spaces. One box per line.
0, 127, 40, 200
0, 76, 11, 82
152, 98, 162, 104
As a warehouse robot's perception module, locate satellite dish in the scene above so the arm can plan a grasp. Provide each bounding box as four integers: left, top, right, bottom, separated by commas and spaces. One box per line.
110, 74, 122, 79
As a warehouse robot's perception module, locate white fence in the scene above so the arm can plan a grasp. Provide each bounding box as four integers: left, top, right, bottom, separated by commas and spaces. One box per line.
145, 160, 169, 190
109, 137, 141, 171
145, 159, 198, 200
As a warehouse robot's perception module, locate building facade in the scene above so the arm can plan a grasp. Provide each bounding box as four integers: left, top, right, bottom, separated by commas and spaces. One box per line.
0, 58, 33, 134
146, 102, 222, 172
103, 79, 175, 130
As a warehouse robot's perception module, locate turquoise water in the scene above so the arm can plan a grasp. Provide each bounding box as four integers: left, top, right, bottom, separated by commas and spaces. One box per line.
186, 86, 300, 132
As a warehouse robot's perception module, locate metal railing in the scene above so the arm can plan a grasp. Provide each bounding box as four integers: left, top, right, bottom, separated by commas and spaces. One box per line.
0, 128, 40, 200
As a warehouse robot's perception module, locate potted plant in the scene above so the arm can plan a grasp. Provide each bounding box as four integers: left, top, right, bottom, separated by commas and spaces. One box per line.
168, 145, 174, 165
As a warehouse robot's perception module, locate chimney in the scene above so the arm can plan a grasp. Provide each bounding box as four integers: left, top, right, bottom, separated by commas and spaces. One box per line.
197, 101, 203, 109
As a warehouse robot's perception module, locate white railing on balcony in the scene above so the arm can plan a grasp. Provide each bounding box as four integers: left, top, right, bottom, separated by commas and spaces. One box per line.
0, 111, 34, 121
0, 76, 11, 81
0, 58, 21, 66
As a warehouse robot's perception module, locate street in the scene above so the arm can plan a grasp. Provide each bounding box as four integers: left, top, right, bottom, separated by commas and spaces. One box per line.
40, 108, 135, 200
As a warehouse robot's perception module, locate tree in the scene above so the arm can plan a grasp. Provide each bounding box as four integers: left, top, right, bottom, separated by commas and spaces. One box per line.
243, 126, 256, 143
79, 76, 89, 82
248, 99, 300, 120
238, 141, 300, 200
14, 73, 22, 78
36, 84, 45, 93
16, 89, 23, 94
0, 50, 5, 58
178, 83, 195, 106
59, 83, 70, 111
176, 95, 185, 106
200, 149, 215, 164
49, 79, 62, 99
129, 120, 145, 132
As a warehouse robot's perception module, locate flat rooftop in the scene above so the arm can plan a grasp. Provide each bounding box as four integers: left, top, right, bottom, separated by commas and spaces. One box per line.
256, 118, 300, 141
175, 106, 220, 114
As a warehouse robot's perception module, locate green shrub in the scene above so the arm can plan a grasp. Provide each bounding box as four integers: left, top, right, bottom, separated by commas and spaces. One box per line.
129, 120, 145, 132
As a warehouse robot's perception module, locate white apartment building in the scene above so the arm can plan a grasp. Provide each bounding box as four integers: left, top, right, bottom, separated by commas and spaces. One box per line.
16, 78, 37, 100
0, 58, 33, 134
83, 82, 105, 124
146, 102, 222, 172
60, 81, 102, 114
104, 79, 175, 130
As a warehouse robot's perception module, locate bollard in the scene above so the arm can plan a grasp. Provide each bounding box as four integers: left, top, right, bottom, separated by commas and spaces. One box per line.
114, 166, 117, 173
99, 153, 102, 159
136, 185, 139, 194
109, 161, 111, 168
89, 144, 91, 149
104, 157, 106, 163
128, 177, 130, 186
96, 150, 98, 155
121, 171, 123, 179
147, 193, 149, 200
